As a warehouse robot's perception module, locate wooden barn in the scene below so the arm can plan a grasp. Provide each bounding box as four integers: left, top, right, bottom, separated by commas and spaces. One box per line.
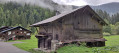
0, 26, 32, 41
30, 5, 107, 51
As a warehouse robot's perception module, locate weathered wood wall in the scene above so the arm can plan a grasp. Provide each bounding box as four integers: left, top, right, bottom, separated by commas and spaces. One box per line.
38, 8, 103, 42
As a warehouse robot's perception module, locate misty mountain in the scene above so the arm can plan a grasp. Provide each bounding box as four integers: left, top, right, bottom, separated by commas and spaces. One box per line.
91, 2, 119, 15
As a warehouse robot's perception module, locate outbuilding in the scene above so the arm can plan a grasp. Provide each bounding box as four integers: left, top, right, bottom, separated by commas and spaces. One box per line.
30, 5, 107, 51
0, 26, 32, 41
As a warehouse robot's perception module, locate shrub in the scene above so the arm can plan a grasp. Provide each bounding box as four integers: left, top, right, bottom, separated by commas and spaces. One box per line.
103, 32, 111, 36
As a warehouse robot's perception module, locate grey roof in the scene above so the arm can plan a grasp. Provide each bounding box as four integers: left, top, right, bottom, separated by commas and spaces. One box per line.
0, 26, 32, 33
30, 5, 107, 27
0, 26, 12, 32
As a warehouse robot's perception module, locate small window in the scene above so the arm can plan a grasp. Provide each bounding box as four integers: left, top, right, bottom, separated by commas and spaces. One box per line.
21, 32, 22, 33
8, 31, 11, 35
27, 33, 30, 35
24, 31, 26, 33
20, 28, 22, 30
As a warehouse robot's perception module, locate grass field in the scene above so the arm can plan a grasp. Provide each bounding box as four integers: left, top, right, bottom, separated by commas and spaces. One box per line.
13, 35, 37, 51
12, 35, 119, 53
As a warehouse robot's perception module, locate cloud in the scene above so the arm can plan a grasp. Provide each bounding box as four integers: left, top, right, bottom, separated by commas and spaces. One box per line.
0, 0, 119, 11
53, 0, 119, 6
85, 0, 119, 5
0, 0, 56, 10
1, 0, 119, 6
53, 0, 88, 6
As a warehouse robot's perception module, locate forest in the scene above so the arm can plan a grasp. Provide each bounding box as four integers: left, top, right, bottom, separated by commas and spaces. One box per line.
0, 2, 55, 33
96, 9, 119, 35
0, 2, 119, 35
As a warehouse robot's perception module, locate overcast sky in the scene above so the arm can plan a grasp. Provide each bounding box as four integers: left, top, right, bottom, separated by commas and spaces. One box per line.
53, 0, 119, 6
0, 0, 119, 6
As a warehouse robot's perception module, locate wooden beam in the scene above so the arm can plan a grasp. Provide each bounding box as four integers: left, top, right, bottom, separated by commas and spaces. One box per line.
35, 27, 39, 34
42, 26, 48, 32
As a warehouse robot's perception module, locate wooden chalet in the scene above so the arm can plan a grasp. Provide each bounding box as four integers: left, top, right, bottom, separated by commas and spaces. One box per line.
0, 26, 32, 41
30, 5, 107, 51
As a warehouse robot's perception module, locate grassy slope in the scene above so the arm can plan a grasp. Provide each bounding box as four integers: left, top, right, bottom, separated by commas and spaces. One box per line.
13, 35, 119, 53
13, 35, 37, 51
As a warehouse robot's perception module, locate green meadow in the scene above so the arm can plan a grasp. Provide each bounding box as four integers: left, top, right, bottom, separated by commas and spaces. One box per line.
12, 35, 119, 53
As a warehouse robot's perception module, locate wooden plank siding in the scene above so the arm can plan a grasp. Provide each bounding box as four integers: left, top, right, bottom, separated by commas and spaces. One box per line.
38, 9, 103, 41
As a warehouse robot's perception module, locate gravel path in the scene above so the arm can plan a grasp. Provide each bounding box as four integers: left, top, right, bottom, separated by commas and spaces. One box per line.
0, 41, 30, 53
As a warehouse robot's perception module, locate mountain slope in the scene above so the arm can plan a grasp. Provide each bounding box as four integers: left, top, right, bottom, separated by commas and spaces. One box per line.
91, 2, 119, 14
